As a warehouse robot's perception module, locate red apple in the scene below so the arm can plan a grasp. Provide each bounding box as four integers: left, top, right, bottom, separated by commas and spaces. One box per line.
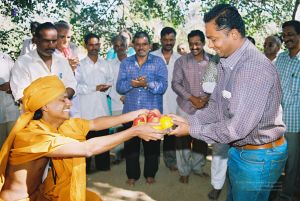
133, 116, 146, 126
147, 111, 160, 122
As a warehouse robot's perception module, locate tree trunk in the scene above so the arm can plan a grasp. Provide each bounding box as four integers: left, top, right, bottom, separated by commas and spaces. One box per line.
293, 0, 300, 19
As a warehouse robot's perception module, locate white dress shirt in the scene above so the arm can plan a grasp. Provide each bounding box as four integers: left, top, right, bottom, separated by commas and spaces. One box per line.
76, 56, 113, 120
108, 58, 124, 115
151, 48, 181, 114
20, 38, 36, 56
10, 49, 77, 101
0, 53, 19, 123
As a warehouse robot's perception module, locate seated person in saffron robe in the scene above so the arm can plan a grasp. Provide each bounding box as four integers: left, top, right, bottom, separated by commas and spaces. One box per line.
0, 75, 165, 201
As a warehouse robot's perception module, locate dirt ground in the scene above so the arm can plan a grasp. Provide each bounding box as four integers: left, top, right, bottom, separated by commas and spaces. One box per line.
87, 153, 227, 201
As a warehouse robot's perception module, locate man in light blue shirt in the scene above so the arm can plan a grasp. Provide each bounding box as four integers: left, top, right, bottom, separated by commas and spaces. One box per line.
275, 20, 300, 201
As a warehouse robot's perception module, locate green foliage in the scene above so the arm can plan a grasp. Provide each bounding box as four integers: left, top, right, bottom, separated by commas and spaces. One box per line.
0, 0, 297, 59
198, 0, 295, 36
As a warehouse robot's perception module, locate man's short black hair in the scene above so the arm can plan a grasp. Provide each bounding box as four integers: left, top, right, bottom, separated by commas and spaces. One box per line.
246, 36, 256, 45
133, 31, 151, 44
187, 30, 205, 43
30, 21, 40, 34
84, 33, 99, 45
160, 27, 176, 38
34, 22, 57, 38
282, 20, 300, 34
204, 4, 245, 37
33, 109, 43, 120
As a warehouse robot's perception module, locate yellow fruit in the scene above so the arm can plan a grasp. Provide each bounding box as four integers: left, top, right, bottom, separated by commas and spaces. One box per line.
152, 115, 173, 130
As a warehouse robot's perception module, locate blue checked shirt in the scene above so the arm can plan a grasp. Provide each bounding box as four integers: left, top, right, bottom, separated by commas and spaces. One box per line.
116, 54, 168, 113
276, 51, 300, 132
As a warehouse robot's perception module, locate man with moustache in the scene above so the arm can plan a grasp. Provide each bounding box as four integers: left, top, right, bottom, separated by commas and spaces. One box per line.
76, 33, 113, 172
151, 27, 181, 171
264, 35, 282, 63
275, 20, 300, 201
117, 31, 168, 185
10, 22, 76, 102
170, 4, 287, 200
172, 30, 210, 183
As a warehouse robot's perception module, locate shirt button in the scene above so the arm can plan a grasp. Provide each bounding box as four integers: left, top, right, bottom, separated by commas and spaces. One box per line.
137, 101, 140, 104
139, 89, 141, 92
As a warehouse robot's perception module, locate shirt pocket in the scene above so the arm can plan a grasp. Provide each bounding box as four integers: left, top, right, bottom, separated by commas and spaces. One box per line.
291, 72, 300, 94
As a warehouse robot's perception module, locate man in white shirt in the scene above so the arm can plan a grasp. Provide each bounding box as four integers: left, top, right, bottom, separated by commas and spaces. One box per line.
151, 27, 181, 171
20, 21, 40, 56
10, 22, 77, 102
109, 35, 128, 116
0, 52, 19, 147
76, 33, 113, 172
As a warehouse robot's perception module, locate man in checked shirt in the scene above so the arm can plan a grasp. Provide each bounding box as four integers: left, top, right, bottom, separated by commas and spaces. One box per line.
170, 4, 287, 201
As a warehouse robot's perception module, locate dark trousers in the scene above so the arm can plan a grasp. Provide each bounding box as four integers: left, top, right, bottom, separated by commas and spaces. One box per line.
163, 135, 177, 168
176, 135, 208, 156
86, 129, 110, 171
124, 122, 160, 180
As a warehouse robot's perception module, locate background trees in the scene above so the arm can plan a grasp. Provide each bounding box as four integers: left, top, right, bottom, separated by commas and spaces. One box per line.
0, 0, 298, 59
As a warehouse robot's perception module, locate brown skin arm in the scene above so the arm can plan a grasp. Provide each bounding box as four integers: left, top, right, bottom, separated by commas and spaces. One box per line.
0, 82, 11, 92
45, 122, 165, 158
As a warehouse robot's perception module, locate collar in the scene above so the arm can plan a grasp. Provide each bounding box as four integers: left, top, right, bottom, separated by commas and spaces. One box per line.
220, 39, 249, 70
30, 49, 55, 63
187, 51, 209, 62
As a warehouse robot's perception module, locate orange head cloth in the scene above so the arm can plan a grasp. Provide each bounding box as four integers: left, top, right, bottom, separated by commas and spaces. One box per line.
0, 75, 66, 189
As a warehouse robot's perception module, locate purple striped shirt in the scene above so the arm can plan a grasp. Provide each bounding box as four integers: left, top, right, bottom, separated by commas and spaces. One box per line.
187, 39, 285, 146
172, 52, 209, 114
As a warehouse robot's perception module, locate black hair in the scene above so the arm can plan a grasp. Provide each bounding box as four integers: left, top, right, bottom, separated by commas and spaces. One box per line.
246, 36, 256, 45
204, 4, 245, 37
33, 109, 43, 120
133, 31, 151, 44
34, 22, 57, 38
282, 20, 300, 34
160, 27, 177, 38
151, 42, 160, 51
84, 33, 99, 45
30, 21, 40, 34
187, 30, 205, 43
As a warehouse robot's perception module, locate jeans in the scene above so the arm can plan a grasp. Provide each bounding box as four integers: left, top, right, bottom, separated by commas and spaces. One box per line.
227, 141, 288, 201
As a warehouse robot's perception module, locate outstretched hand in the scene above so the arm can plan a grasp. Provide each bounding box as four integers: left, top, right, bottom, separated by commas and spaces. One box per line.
132, 122, 167, 141
167, 114, 190, 137
125, 109, 149, 122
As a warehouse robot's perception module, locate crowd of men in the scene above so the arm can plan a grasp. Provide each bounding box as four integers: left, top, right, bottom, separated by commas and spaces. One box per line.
0, 3, 299, 201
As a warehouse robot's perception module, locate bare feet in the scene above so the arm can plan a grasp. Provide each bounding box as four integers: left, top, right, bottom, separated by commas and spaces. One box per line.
146, 177, 156, 184
126, 179, 136, 186
179, 175, 189, 184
